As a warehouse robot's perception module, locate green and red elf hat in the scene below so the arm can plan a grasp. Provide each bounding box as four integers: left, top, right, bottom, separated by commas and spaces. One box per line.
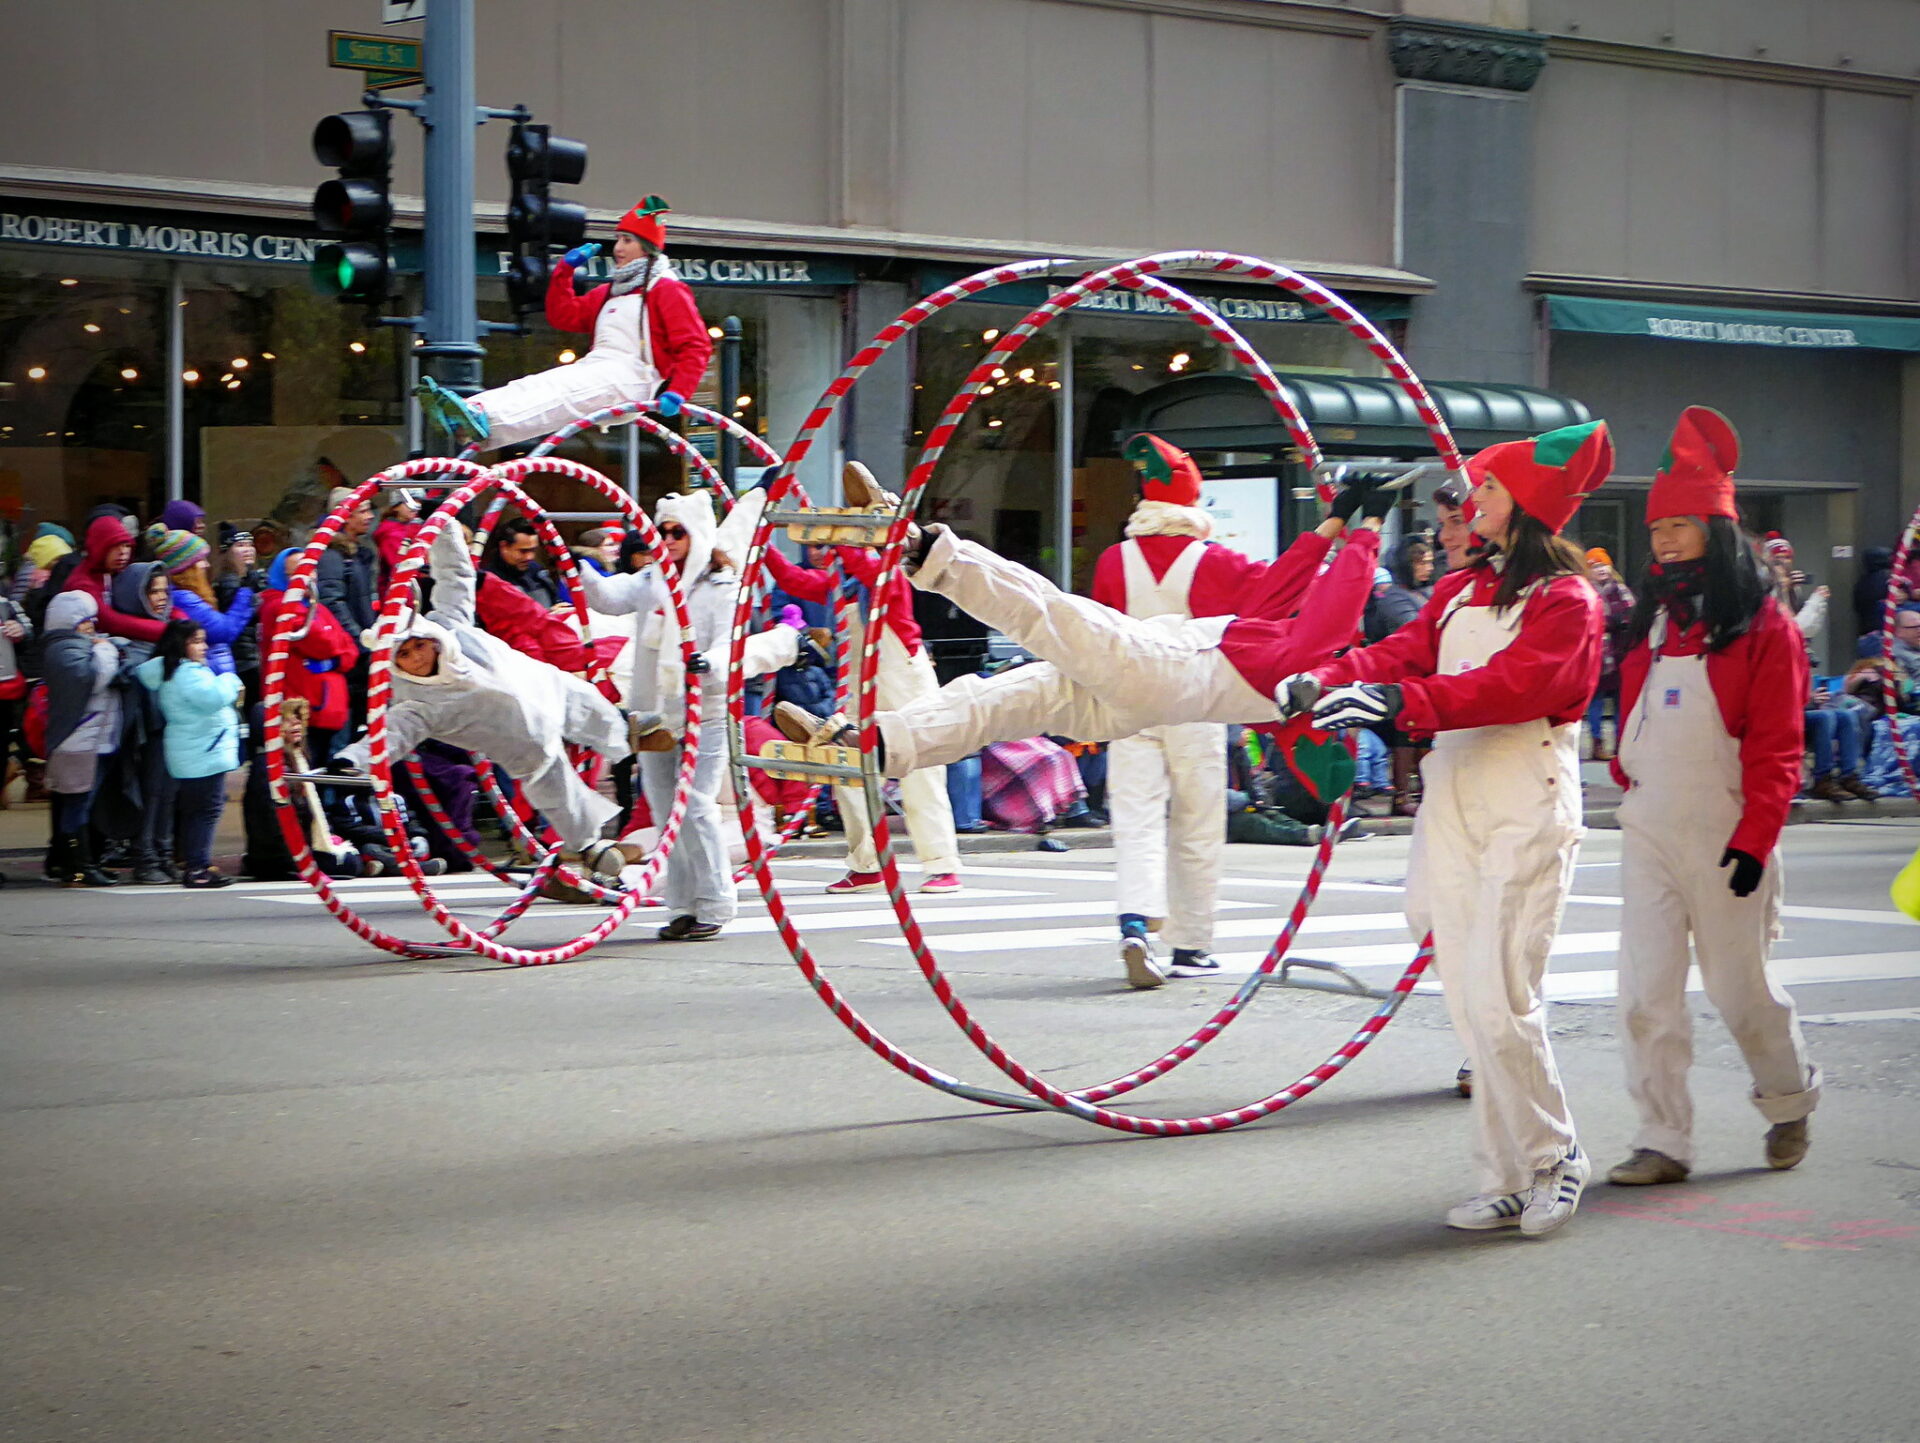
616, 195, 671, 248
1647, 406, 1740, 522
1464, 420, 1614, 534
1122, 432, 1203, 506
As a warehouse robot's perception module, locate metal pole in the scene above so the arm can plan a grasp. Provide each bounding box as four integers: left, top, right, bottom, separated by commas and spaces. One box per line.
166, 265, 185, 503
1053, 323, 1074, 591
624, 422, 640, 502
719, 315, 742, 491
418, 0, 482, 395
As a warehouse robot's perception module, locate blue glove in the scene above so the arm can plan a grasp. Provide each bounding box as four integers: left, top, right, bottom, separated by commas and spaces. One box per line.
562, 242, 601, 268
304, 659, 336, 675
654, 390, 685, 418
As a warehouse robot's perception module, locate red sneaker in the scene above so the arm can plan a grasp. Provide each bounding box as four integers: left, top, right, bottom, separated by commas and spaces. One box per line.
919, 873, 962, 894
826, 871, 884, 894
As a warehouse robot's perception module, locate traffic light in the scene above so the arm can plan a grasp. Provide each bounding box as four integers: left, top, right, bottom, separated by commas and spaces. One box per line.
311, 110, 394, 304
504, 122, 588, 316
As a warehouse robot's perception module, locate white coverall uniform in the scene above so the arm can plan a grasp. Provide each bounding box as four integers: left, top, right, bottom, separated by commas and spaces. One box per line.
874, 527, 1376, 776
1404, 588, 1583, 1198
470, 280, 663, 451
834, 624, 962, 880
583, 489, 797, 926
339, 524, 629, 850
1106, 538, 1224, 953
1615, 615, 1820, 1165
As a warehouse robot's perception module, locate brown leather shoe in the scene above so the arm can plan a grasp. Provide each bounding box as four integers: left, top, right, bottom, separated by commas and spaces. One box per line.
1607, 1149, 1690, 1186
1838, 773, 1881, 801
1806, 774, 1850, 803
841, 460, 891, 509
1766, 1118, 1811, 1170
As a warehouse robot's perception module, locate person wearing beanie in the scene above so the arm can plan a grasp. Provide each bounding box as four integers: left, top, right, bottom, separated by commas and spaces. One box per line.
374, 489, 425, 579
38, 589, 125, 886
161, 528, 255, 678
768, 475, 1395, 886
1088, 433, 1373, 989
106, 560, 178, 883
1606, 407, 1821, 1187
156, 498, 205, 536
417, 195, 713, 451
761, 463, 965, 901
314, 485, 379, 640
13, 531, 72, 604
1281, 420, 1613, 1239
1582, 546, 1636, 762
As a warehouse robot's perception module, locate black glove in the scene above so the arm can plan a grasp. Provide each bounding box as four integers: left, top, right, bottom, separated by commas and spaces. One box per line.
324, 757, 362, 777
1274, 673, 1323, 719
1330, 470, 1399, 524
1720, 848, 1765, 897
1310, 682, 1403, 731
686, 653, 711, 676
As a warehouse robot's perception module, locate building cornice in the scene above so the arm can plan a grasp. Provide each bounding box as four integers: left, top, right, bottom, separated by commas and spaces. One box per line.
1527, 272, 1920, 319
1038, 0, 1378, 40
1543, 33, 1920, 98
0, 163, 1436, 294
1388, 16, 1545, 93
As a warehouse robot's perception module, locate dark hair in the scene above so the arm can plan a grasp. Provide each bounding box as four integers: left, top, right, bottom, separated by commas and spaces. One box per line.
159, 617, 204, 680
1433, 477, 1470, 512
1391, 536, 1435, 590
1624, 515, 1775, 654
486, 516, 541, 564
1482, 509, 1590, 612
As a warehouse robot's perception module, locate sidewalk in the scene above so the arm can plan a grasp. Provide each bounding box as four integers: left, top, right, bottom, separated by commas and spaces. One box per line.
4, 761, 1911, 880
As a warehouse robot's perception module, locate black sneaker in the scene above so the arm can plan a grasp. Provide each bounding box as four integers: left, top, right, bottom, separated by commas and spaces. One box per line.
1170, 949, 1220, 973
657, 914, 722, 941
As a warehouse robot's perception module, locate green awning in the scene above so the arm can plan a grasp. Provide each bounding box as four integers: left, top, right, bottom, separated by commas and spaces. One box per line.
1546, 294, 1920, 353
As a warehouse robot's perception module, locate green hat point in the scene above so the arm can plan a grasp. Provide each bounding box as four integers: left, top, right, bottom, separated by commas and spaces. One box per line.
1532, 420, 1604, 469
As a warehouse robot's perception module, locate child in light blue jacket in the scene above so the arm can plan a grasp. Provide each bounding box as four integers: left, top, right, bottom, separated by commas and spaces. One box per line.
136, 618, 243, 888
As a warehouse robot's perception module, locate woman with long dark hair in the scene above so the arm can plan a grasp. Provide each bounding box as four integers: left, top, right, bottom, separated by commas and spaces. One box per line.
1287, 421, 1613, 1238
1605, 408, 1818, 1187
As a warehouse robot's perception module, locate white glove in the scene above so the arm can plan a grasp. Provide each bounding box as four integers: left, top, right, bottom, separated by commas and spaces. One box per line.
1310, 682, 1403, 731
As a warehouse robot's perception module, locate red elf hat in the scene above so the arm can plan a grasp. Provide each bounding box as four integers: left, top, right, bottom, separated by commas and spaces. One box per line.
616, 195, 671, 248
1465, 420, 1614, 535
1647, 406, 1740, 522
1123, 433, 1203, 507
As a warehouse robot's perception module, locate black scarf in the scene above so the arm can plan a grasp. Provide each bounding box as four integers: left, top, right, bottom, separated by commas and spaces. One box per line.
1649, 558, 1706, 631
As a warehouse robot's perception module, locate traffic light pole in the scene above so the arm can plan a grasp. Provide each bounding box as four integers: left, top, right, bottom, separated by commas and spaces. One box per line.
417, 0, 483, 396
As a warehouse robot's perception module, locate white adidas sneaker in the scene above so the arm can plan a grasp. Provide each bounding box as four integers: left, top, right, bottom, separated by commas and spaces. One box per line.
1445, 1191, 1528, 1232
1520, 1146, 1592, 1238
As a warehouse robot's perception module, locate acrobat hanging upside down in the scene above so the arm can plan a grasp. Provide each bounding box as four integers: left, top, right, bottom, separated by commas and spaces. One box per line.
418, 196, 714, 450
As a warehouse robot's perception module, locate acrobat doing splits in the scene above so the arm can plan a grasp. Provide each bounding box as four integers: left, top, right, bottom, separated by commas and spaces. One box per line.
418, 196, 713, 450
331, 521, 664, 886
770, 476, 1396, 776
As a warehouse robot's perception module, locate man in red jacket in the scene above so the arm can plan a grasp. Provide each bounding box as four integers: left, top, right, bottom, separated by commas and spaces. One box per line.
1606, 407, 1819, 1185
420, 196, 712, 450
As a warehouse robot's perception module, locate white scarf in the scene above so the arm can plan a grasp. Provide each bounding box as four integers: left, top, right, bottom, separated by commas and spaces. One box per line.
1124, 499, 1213, 540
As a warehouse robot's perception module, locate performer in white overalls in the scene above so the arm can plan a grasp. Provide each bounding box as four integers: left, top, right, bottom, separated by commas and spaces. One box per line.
1291, 421, 1613, 1239
419, 197, 712, 451
1606, 407, 1819, 1186
1091, 434, 1375, 990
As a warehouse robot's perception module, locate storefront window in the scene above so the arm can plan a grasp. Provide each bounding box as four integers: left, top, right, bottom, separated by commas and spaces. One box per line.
0, 252, 168, 526
911, 301, 1063, 575
188, 268, 407, 532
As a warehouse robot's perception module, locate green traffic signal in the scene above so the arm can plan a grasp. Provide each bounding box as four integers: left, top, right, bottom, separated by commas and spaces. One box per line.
311, 242, 387, 301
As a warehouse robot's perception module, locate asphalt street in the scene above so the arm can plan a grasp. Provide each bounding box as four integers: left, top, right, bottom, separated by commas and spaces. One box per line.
3, 819, 1918, 1442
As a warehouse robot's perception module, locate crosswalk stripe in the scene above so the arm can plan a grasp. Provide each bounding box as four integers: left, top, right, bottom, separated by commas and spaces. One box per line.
233, 884, 1047, 910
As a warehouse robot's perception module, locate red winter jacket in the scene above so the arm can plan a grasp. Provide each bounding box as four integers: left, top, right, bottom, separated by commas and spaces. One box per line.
765, 546, 922, 654
1310, 563, 1603, 736
1610, 597, 1807, 861
545, 260, 713, 400
64, 515, 166, 644
258, 587, 360, 732
1091, 529, 1332, 622
1215, 528, 1381, 697
475, 572, 591, 675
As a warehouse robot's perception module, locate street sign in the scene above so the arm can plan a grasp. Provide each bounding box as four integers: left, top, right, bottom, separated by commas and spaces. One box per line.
328, 31, 422, 75
365, 70, 423, 91
383, 1, 427, 22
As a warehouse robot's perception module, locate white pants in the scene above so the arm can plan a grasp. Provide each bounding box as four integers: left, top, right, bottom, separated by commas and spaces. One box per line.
877, 530, 1267, 776
639, 717, 736, 925
837, 631, 961, 876
472, 357, 656, 450
1617, 820, 1820, 1166
1109, 724, 1224, 951
1408, 722, 1583, 1196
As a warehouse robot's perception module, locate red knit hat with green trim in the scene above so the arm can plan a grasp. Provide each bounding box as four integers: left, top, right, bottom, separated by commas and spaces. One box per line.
1464, 420, 1613, 535
1647, 406, 1739, 523
1123, 433, 1203, 507
616, 195, 671, 248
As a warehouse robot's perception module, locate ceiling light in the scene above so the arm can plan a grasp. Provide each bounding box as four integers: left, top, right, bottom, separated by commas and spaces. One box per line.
82, 322, 101, 334
231, 357, 249, 369
707, 326, 724, 338
58, 278, 78, 287
557, 349, 577, 364
182, 369, 200, 383
26, 366, 46, 380
120, 367, 138, 380
982, 328, 1000, 341
348, 341, 367, 354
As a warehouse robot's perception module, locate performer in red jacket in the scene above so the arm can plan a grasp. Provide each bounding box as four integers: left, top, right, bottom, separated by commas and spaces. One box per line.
1604, 407, 1819, 1187
1088, 432, 1373, 990
420, 196, 713, 450
1284, 421, 1611, 1239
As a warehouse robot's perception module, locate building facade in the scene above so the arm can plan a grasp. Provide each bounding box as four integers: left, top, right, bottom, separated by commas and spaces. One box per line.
3, 0, 1916, 661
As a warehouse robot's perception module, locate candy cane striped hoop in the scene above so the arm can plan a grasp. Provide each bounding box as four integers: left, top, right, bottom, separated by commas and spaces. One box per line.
1884, 498, 1920, 796
260, 457, 705, 963
726, 251, 1449, 1133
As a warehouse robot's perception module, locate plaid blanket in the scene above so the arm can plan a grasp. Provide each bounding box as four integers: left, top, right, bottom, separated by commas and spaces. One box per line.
981, 736, 1086, 833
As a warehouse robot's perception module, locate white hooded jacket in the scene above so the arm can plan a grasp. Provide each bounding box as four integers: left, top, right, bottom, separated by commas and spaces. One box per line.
580, 487, 797, 735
